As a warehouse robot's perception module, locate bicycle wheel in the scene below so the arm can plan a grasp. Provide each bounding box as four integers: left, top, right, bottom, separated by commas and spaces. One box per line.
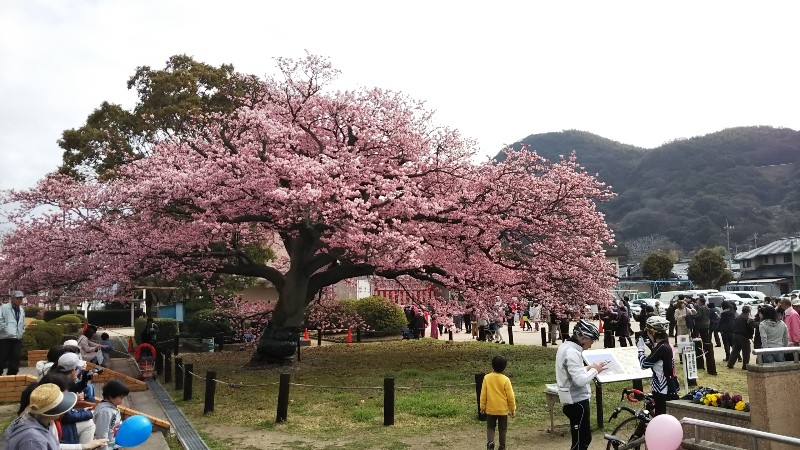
605, 416, 645, 450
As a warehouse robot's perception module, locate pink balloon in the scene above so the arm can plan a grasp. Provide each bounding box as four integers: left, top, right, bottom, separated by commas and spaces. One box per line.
645, 414, 684, 450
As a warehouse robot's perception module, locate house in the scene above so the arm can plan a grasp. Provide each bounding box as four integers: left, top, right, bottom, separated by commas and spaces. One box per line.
733, 237, 800, 294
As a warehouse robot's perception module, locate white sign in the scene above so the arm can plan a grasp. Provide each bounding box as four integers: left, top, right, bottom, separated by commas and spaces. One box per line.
683, 349, 698, 391
583, 347, 652, 383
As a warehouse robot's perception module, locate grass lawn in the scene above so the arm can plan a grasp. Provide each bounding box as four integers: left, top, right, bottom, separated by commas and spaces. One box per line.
172, 340, 748, 449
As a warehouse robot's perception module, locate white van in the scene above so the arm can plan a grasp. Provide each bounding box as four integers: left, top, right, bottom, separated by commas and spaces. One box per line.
726, 291, 767, 301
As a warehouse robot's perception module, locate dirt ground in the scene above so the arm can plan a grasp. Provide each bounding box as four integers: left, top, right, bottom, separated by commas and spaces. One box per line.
200, 422, 606, 449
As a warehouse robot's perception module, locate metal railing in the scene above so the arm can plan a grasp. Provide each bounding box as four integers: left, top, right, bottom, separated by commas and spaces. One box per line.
681, 417, 800, 448
753, 347, 800, 364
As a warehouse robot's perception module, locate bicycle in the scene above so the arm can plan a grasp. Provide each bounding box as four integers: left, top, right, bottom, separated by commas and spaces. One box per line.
603, 388, 655, 450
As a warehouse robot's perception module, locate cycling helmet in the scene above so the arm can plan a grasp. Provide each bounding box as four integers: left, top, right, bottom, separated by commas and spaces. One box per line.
645, 316, 669, 333
573, 319, 600, 341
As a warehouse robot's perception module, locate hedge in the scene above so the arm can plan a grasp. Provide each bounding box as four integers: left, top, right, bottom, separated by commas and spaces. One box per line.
352, 296, 406, 336
22, 323, 64, 359
87, 309, 144, 327
48, 314, 86, 334
133, 317, 180, 349
43, 310, 86, 322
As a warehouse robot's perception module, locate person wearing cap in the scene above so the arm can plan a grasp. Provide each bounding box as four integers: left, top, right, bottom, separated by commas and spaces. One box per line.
1, 383, 75, 449
555, 319, 608, 450
0, 291, 26, 375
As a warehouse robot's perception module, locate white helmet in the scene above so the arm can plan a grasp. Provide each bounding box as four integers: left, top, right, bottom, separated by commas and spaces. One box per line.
645, 316, 669, 333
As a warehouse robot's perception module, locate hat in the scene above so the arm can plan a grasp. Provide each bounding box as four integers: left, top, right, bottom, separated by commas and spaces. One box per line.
57, 352, 86, 372
12, 291, 24, 298
28, 383, 77, 417
63, 339, 79, 347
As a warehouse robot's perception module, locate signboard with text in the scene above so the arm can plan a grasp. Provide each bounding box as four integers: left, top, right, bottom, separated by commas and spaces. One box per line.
583, 347, 652, 383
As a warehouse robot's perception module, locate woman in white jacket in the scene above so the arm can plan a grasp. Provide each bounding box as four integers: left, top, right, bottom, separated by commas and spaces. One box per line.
77, 327, 109, 366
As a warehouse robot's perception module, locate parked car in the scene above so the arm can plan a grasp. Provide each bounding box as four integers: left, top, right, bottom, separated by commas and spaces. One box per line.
726, 291, 767, 301
630, 298, 660, 320
790, 289, 800, 297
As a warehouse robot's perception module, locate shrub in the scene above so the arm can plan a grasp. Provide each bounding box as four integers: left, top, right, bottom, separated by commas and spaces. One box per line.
87, 309, 144, 327
24, 305, 42, 319
184, 309, 233, 339
48, 314, 86, 333
352, 296, 406, 336
22, 323, 64, 359
43, 310, 86, 322
133, 317, 180, 349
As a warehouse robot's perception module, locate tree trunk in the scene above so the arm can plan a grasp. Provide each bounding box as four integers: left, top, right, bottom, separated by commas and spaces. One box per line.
251, 270, 309, 364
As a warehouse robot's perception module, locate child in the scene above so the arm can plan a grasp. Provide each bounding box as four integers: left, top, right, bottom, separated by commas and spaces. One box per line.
480, 355, 516, 450
98, 332, 113, 366
94, 379, 130, 450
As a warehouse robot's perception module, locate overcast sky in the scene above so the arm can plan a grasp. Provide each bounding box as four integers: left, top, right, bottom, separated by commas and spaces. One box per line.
2, 1, 799, 192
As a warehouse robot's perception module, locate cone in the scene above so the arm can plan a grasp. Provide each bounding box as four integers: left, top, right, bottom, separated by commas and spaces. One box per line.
598, 320, 604, 333
303, 328, 309, 340
346, 327, 353, 344
128, 336, 134, 353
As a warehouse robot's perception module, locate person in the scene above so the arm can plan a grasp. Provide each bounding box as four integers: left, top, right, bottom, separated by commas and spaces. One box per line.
77, 326, 108, 366
708, 301, 722, 347
98, 333, 112, 365
694, 296, 711, 343
779, 298, 800, 346
2, 383, 77, 450
728, 305, 756, 370
555, 320, 608, 450
600, 306, 617, 349
0, 291, 26, 375
140, 316, 158, 344
758, 305, 788, 363
531, 302, 541, 332
674, 298, 694, 340
93, 379, 130, 450
547, 309, 560, 345
480, 355, 516, 450
718, 301, 736, 362
665, 299, 677, 338
637, 316, 679, 415
615, 303, 631, 347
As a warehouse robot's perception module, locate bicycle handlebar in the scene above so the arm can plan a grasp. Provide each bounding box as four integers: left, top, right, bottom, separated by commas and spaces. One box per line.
620, 387, 644, 403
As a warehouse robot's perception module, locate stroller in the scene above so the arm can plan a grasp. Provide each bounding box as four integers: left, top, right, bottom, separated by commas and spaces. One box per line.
486, 321, 505, 344
402, 327, 413, 340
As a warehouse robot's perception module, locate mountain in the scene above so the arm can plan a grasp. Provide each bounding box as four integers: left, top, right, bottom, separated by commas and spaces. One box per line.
505, 127, 800, 258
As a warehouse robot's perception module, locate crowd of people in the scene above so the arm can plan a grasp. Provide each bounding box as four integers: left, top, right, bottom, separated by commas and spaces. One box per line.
660, 293, 800, 370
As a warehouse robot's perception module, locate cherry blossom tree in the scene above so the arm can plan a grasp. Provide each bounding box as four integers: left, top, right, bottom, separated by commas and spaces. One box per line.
0, 54, 616, 362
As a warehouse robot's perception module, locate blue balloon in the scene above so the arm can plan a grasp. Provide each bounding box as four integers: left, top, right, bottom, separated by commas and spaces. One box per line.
115, 414, 152, 447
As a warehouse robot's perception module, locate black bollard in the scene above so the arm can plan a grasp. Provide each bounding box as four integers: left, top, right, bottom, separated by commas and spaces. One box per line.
541, 327, 548, 347
164, 351, 172, 384
175, 357, 184, 391
317, 329, 322, 346
276, 373, 291, 423
703, 342, 717, 375
383, 377, 395, 426
448, 330, 453, 341
478, 326, 486, 342
217, 333, 225, 352
173, 336, 180, 356
475, 373, 487, 421
356, 327, 362, 343
183, 363, 193, 401
507, 320, 514, 345
204, 371, 217, 414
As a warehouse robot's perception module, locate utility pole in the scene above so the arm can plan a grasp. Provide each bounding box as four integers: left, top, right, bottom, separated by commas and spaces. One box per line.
724, 219, 734, 269
792, 239, 798, 290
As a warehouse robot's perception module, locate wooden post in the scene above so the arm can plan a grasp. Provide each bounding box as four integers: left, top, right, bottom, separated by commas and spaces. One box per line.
475, 373, 486, 421
694, 339, 705, 370
296, 339, 301, 362
356, 327, 362, 343
383, 377, 395, 426
507, 319, 514, 345
317, 329, 322, 346
276, 373, 290, 423
448, 330, 453, 341
173, 336, 180, 356
704, 342, 717, 375
204, 370, 217, 414
541, 327, 548, 347
183, 363, 193, 401
175, 357, 183, 391
164, 351, 172, 384
217, 333, 225, 352
595, 379, 604, 429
